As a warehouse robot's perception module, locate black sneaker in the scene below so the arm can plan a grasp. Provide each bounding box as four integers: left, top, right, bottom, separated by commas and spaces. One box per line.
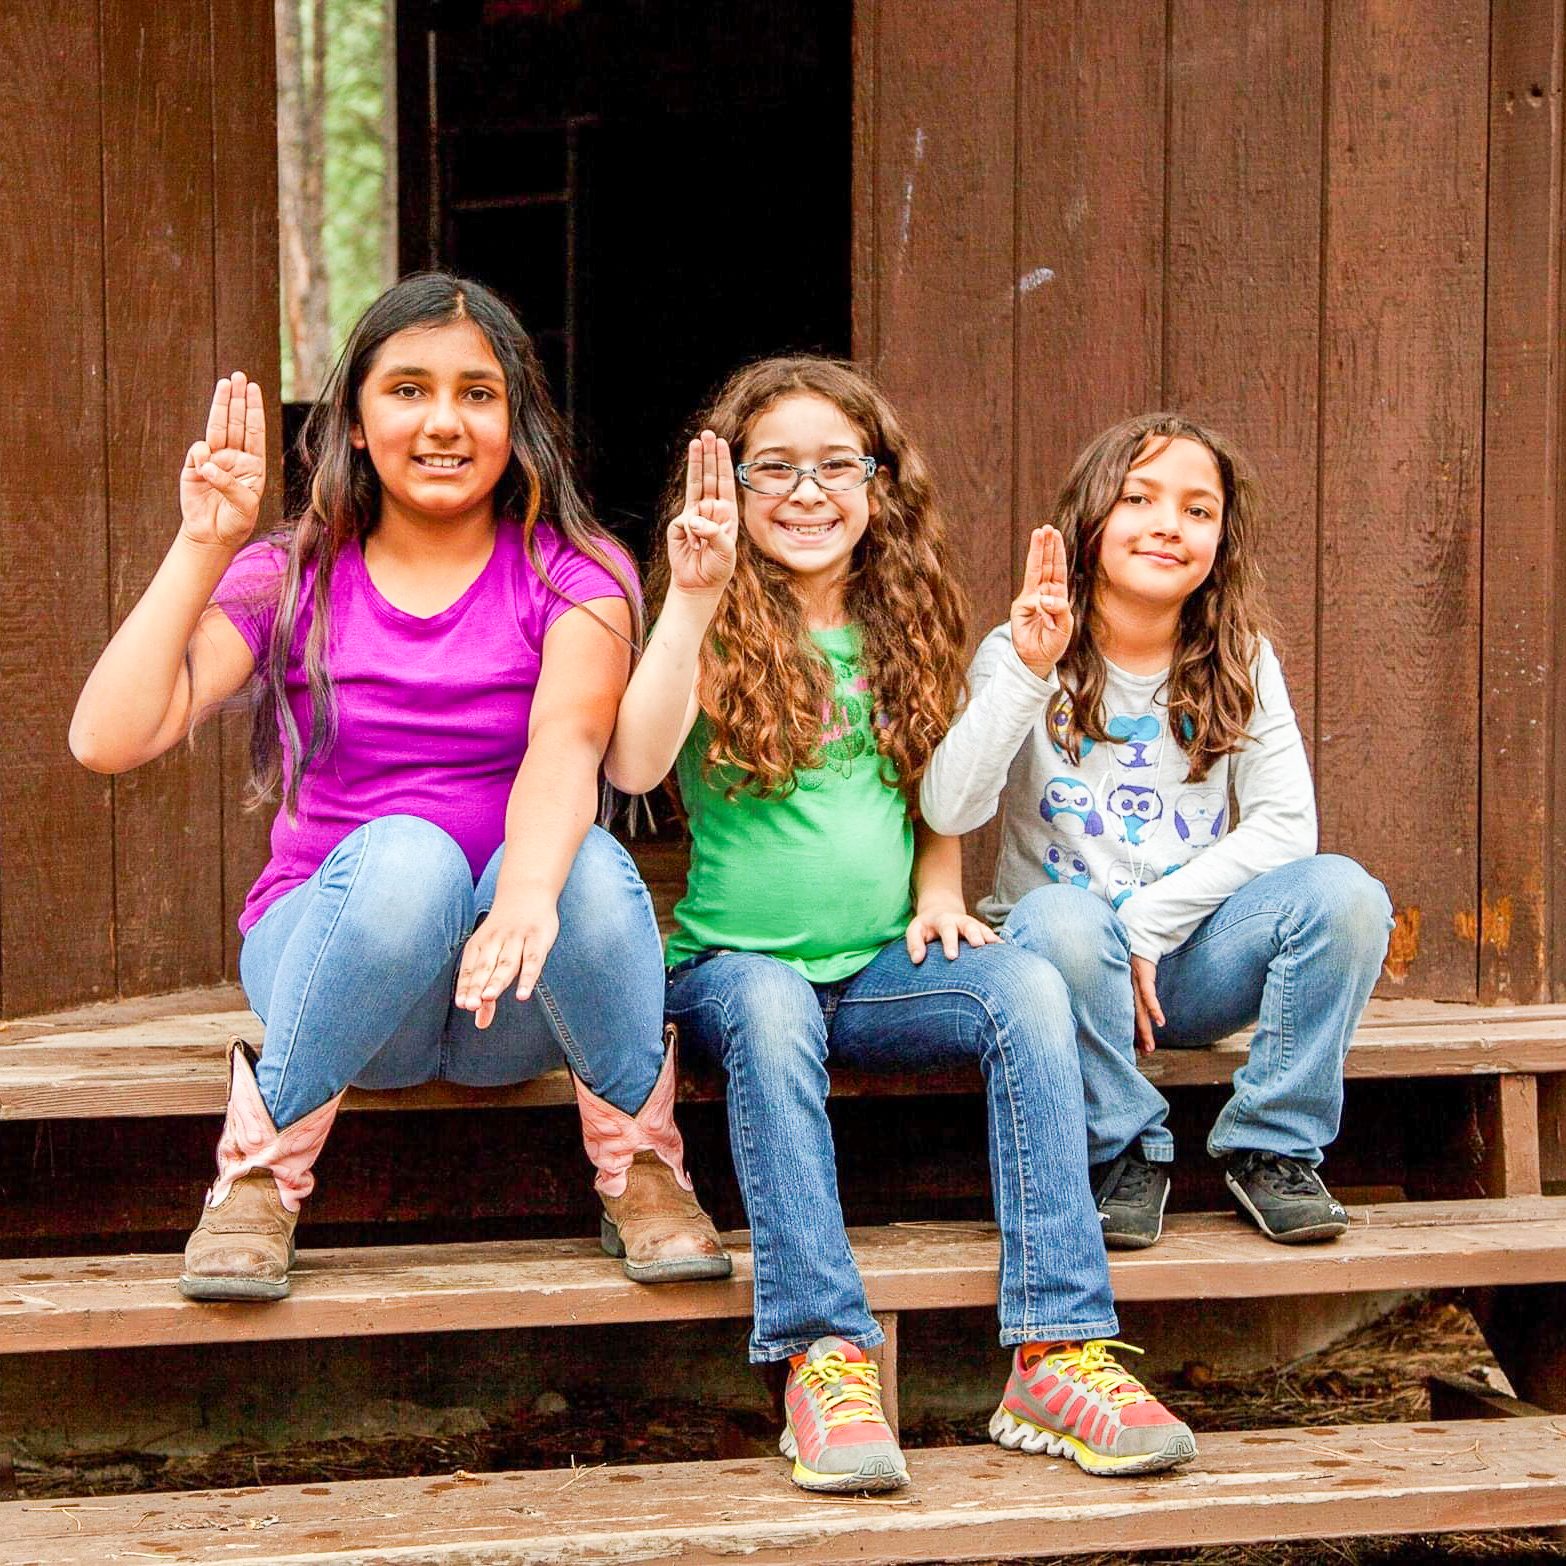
1224, 1151, 1348, 1243
1089, 1147, 1170, 1250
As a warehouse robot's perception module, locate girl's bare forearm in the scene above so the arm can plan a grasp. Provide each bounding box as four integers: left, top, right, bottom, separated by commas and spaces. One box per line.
70, 533, 241, 771
913, 824, 967, 915
604, 585, 721, 792
492, 729, 604, 907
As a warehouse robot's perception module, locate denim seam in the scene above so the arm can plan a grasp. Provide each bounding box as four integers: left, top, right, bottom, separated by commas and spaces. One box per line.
1000, 1318, 1121, 1348
1170, 903, 1294, 958
534, 976, 593, 1084
1209, 908, 1298, 1158
269, 823, 373, 1116
840, 982, 1041, 1335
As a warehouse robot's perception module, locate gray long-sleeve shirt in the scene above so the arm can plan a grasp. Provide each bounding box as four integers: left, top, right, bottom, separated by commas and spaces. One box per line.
920, 624, 1318, 960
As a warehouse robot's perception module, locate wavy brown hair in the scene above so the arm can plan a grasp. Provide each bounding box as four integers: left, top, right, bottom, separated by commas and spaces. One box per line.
246, 272, 640, 815
648, 356, 969, 809
1048, 412, 1271, 784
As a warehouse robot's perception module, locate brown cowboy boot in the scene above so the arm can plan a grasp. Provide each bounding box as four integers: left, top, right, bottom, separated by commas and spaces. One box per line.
571, 1031, 731, 1284
180, 1039, 343, 1302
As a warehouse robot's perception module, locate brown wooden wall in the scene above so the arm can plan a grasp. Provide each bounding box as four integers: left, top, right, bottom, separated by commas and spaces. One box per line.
2, 0, 1561, 1017
854, 0, 1566, 1004
0, 0, 279, 1018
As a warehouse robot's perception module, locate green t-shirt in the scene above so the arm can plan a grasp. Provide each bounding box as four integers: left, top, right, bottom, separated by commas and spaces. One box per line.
665, 624, 915, 982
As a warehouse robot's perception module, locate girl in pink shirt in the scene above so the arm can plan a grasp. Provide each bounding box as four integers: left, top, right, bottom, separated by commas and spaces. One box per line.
71, 273, 728, 1301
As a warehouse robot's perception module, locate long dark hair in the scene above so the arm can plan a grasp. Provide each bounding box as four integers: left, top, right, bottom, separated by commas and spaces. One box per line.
249, 272, 640, 813
1048, 412, 1270, 784
646, 355, 969, 810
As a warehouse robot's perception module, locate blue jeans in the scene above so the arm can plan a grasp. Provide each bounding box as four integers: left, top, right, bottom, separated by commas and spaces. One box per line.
667, 939, 1118, 1362
1003, 854, 1393, 1168
239, 815, 666, 1128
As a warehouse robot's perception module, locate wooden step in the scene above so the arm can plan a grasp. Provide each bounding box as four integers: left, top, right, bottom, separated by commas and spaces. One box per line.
5, 1197, 1564, 1355
4, 993, 1564, 1120
5, 1417, 1564, 1565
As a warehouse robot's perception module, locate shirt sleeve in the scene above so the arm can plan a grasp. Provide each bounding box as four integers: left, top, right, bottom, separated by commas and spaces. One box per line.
919, 622, 1056, 834
1117, 640, 1319, 961
529, 523, 640, 637
209, 540, 287, 664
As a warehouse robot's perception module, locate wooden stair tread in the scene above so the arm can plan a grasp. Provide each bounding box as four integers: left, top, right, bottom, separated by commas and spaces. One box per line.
5, 1198, 1565, 1354
5, 1417, 1565, 1564
5, 996, 1566, 1120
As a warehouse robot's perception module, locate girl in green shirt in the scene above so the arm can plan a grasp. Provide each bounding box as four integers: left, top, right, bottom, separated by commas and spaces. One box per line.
606, 357, 1194, 1493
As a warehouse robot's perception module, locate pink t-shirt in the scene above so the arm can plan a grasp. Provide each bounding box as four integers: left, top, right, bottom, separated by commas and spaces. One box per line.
214, 519, 631, 934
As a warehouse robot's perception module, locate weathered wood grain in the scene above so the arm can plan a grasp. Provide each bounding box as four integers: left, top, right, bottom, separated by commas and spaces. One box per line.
1478, 1073, 1544, 1197
1015, 1, 1164, 522
1482, 0, 1566, 1004
212, 0, 286, 980
7, 1418, 1566, 1563
4, 999, 1566, 1119
1165, 0, 1324, 752
0, 4, 116, 1015
2, 1199, 1563, 1356
1316, 0, 1488, 1000
100, 0, 226, 997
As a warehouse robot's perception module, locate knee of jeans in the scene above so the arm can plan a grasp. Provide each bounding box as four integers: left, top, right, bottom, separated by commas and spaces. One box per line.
964, 946, 1077, 1065
555, 827, 656, 953
1293, 854, 1394, 964
710, 957, 823, 1077
338, 815, 473, 957
1006, 883, 1120, 985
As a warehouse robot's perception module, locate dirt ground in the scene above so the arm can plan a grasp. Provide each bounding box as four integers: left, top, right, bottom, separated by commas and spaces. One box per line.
10, 1293, 1564, 1562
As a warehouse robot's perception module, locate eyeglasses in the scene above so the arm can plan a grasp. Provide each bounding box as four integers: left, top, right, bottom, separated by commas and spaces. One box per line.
735, 455, 879, 496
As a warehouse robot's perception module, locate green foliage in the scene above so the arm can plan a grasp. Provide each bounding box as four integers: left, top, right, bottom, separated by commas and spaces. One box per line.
278, 0, 393, 400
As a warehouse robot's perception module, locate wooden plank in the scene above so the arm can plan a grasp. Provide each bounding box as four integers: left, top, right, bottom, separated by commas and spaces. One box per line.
211, 0, 285, 982
100, 0, 226, 996
1542, 1071, 1566, 1185
0, 3, 116, 1015
867, 0, 1016, 906
1016, 1, 1164, 531
1316, 0, 1488, 1000
1477, 1074, 1544, 1197
3, 1199, 1563, 1356
7, 1418, 1566, 1564
1427, 1371, 1547, 1421
1165, 0, 1323, 752
9, 987, 1563, 1045
1481, 0, 1565, 1004
8, 1005, 1566, 1119
849, 0, 877, 364
871, 1309, 898, 1438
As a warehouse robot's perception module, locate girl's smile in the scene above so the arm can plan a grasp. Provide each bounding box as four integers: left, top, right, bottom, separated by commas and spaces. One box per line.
740, 393, 877, 615
353, 319, 512, 527
1097, 435, 1223, 610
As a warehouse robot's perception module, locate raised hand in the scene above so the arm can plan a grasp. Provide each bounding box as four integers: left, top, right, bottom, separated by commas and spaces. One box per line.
666, 429, 738, 597
180, 372, 266, 550
1011, 525, 1073, 678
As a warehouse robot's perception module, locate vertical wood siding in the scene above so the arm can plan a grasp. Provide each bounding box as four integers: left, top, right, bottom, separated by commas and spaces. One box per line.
855, 0, 1566, 1002
0, 0, 278, 1016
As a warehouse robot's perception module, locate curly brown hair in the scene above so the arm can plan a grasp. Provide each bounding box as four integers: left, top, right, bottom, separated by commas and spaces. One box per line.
1048, 412, 1272, 784
648, 356, 969, 810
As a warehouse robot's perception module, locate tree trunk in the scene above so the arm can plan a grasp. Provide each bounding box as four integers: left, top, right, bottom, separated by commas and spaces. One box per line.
276, 0, 331, 397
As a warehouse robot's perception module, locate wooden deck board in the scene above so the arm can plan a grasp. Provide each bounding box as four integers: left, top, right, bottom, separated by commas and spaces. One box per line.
4, 997, 1565, 1120
4, 1199, 1564, 1355
5, 1418, 1565, 1564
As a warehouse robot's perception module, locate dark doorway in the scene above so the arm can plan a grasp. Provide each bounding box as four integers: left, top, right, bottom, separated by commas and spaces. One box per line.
397, 0, 854, 561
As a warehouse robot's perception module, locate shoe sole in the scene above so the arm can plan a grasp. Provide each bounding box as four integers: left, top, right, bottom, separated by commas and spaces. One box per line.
988, 1405, 1197, 1476
779, 1427, 909, 1492
178, 1274, 290, 1302
600, 1218, 734, 1284
1224, 1172, 1348, 1244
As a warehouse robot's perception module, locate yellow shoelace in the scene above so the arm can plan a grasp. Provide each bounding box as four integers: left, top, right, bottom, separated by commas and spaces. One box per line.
799, 1352, 888, 1429
1034, 1339, 1153, 1411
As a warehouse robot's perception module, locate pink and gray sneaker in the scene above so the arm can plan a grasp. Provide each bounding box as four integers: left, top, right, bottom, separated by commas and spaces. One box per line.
989, 1339, 1197, 1476
780, 1335, 909, 1492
